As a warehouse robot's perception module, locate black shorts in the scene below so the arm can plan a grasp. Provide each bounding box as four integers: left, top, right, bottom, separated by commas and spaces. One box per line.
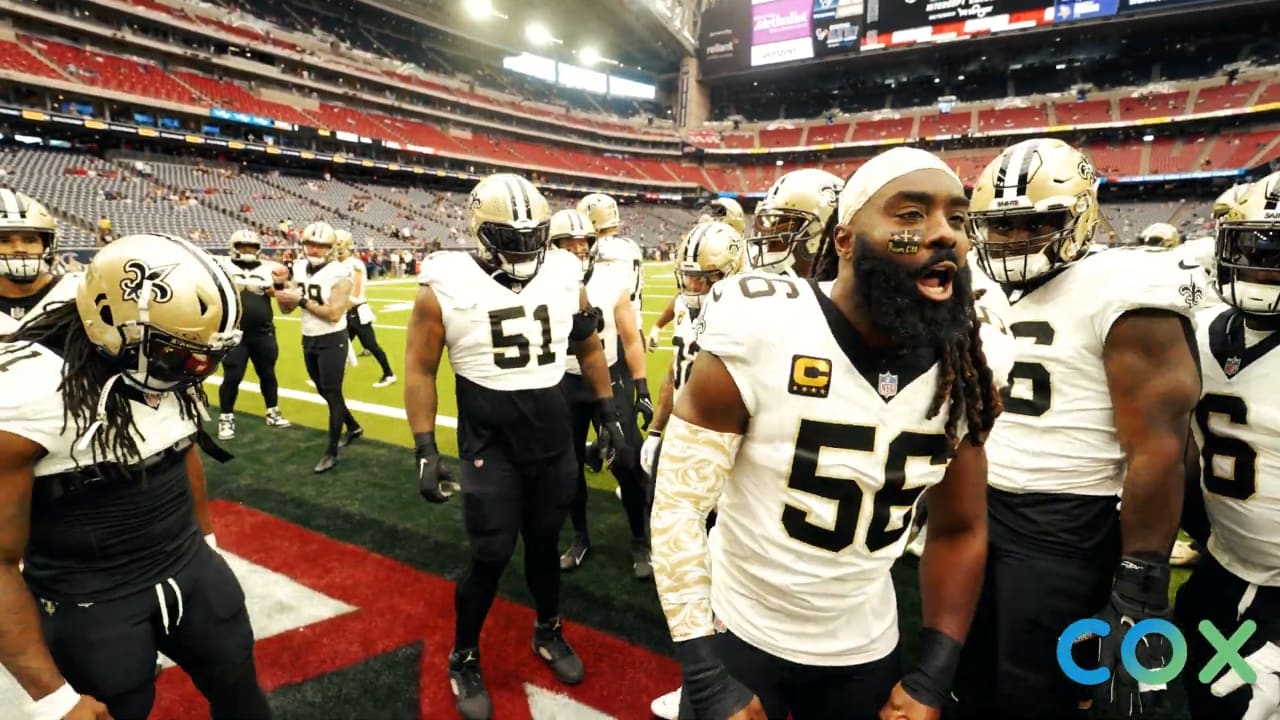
302, 329, 348, 392
678, 630, 900, 720
1175, 552, 1280, 720
37, 545, 256, 719
459, 448, 577, 562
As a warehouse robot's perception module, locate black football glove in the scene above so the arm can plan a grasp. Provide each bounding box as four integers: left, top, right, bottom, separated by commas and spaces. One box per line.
634, 378, 654, 432
1075, 555, 1173, 717
414, 431, 458, 504
595, 399, 630, 466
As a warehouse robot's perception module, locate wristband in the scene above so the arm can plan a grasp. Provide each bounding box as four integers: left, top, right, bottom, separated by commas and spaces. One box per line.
299, 297, 311, 309
634, 378, 650, 397
648, 429, 662, 438
901, 627, 963, 709
205, 534, 218, 550
26, 682, 79, 720
414, 431, 438, 456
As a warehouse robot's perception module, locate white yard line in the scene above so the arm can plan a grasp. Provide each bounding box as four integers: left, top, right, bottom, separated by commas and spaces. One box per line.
271, 316, 675, 347
205, 376, 458, 428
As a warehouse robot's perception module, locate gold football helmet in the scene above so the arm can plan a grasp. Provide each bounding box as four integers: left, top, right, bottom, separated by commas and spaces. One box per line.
699, 197, 746, 236
301, 221, 338, 265
0, 189, 58, 282
228, 229, 262, 263
76, 233, 243, 391
470, 173, 552, 280
1138, 222, 1183, 248
750, 168, 841, 273
1215, 172, 1280, 314
1213, 183, 1251, 221
577, 193, 621, 233
334, 229, 354, 261
675, 221, 745, 310
549, 209, 597, 273
970, 138, 1100, 284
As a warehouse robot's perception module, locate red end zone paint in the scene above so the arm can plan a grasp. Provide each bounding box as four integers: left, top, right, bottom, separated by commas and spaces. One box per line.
151, 500, 679, 719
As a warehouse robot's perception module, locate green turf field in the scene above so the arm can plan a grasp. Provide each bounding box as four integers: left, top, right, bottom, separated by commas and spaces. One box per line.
197, 261, 1192, 719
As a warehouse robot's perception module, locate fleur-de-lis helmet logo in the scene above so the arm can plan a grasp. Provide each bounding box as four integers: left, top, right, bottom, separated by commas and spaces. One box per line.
118, 259, 177, 304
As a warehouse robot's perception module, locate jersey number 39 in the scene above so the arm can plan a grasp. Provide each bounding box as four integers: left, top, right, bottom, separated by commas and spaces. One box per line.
783, 419, 950, 553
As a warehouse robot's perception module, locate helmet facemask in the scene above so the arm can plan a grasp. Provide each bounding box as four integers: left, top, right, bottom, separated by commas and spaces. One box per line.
231, 241, 262, 265
676, 268, 724, 311
1215, 222, 1280, 315
750, 208, 818, 273
478, 221, 549, 281
553, 235, 596, 275
0, 230, 56, 283
971, 205, 1088, 285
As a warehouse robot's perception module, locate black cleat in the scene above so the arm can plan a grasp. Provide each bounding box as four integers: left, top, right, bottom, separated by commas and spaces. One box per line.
339, 426, 364, 448
448, 649, 491, 720
633, 546, 653, 581
558, 534, 590, 572
313, 454, 338, 473
532, 618, 584, 685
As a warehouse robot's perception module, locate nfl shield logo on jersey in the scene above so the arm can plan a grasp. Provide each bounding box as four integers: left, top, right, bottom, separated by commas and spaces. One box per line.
1223, 356, 1242, 377
878, 372, 899, 399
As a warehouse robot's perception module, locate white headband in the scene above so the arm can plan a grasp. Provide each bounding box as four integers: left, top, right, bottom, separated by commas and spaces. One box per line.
837, 147, 962, 227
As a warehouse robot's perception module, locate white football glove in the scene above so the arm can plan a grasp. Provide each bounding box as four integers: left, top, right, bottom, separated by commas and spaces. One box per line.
1211, 641, 1280, 720
640, 434, 661, 476
646, 325, 661, 351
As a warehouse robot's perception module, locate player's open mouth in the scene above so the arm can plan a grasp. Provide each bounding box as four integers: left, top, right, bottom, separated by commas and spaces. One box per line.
917, 261, 956, 301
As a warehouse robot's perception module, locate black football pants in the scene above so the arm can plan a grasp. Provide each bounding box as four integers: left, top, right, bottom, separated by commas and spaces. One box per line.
218, 329, 280, 412
345, 307, 393, 378
37, 545, 270, 720
302, 330, 358, 453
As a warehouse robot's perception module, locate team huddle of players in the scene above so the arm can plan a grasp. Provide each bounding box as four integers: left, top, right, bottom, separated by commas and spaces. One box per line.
0, 133, 1276, 720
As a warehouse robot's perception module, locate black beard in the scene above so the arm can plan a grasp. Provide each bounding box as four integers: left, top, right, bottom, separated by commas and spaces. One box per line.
851, 237, 973, 347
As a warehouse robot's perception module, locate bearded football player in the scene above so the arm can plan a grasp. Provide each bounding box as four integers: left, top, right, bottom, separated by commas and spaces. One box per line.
0, 234, 269, 720
953, 138, 1204, 719
0, 190, 79, 335
404, 174, 627, 720
215, 229, 291, 439
1176, 172, 1280, 720
652, 147, 1000, 720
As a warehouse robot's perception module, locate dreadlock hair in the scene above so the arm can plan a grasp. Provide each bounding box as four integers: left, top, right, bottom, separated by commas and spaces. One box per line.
0, 301, 208, 466
807, 211, 841, 282
924, 286, 1004, 454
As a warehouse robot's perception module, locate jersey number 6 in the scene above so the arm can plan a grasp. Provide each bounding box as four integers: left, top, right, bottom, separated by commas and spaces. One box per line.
1194, 393, 1258, 500
489, 304, 555, 370
1002, 320, 1054, 417
783, 419, 950, 553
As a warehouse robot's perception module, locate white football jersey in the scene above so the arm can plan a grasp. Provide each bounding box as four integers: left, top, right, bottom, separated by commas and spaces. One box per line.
343, 256, 368, 304
0, 343, 197, 476
696, 271, 960, 666
566, 263, 627, 375
670, 294, 700, 396
986, 247, 1206, 496
1191, 305, 1280, 586
216, 256, 273, 295
292, 259, 352, 336
969, 257, 1015, 390
0, 273, 81, 335
419, 248, 580, 391
597, 235, 643, 328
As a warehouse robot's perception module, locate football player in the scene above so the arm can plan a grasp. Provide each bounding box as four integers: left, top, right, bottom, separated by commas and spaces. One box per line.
1214, 182, 1252, 221
576, 193, 653, 470
551, 210, 655, 579
1139, 222, 1183, 248
748, 168, 841, 278
0, 190, 79, 335
699, 197, 747, 236
337, 230, 396, 388
404, 174, 627, 720
276, 221, 362, 473
953, 138, 1205, 719
1176, 173, 1280, 720
215, 229, 290, 439
651, 147, 1001, 720
0, 234, 269, 720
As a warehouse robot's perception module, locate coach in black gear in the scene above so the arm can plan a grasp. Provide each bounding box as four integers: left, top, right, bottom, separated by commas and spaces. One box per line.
216, 230, 291, 440
0, 233, 269, 720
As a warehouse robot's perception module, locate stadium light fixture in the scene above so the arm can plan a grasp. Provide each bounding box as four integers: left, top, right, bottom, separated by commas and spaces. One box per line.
464, 0, 496, 19
526, 22, 561, 46
579, 46, 601, 66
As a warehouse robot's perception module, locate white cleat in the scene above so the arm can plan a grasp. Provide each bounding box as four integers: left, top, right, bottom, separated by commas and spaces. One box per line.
650, 687, 681, 720
217, 414, 235, 440
265, 407, 292, 429
373, 374, 397, 388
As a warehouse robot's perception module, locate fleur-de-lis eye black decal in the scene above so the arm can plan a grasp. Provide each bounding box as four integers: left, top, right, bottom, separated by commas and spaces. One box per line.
119, 259, 178, 304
